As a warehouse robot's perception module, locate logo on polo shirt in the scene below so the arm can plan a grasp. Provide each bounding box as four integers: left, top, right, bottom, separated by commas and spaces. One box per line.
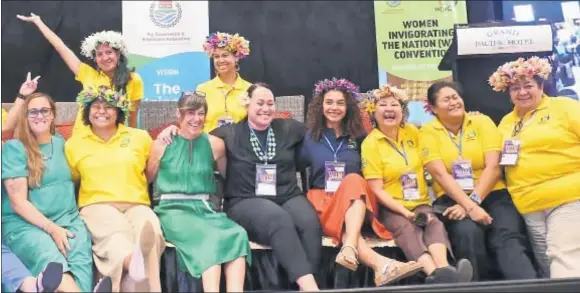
347, 138, 358, 149
421, 147, 429, 157
120, 137, 131, 147
540, 114, 551, 124
466, 130, 477, 140
407, 140, 415, 148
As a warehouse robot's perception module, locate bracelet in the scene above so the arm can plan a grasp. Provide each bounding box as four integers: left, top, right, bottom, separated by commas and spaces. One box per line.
16, 93, 25, 100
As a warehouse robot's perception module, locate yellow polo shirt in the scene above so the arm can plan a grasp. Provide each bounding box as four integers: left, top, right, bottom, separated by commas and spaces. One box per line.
2, 108, 7, 125
196, 75, 251, 133
65, 124, 152, 208
419, 115, 506, 199
73, 63, 144, 134
361, 125, 430, 211
498, 96, 580, 214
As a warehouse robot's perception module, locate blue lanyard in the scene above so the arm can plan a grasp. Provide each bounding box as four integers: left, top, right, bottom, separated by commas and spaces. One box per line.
446, 127, 463, 157
323, 135, 344, 162
385, 139, 408, 166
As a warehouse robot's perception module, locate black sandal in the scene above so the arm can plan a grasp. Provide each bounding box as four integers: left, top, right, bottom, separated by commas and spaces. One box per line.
36, 262, 63, 293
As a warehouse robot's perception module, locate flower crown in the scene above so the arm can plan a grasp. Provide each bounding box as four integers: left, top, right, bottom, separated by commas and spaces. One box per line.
76, 85, 131, 114
359, 84, 409, 114
203, 32, 250, 59
80, 31, 128, 60
488, 56, 552, 92
313, 78, 360, 101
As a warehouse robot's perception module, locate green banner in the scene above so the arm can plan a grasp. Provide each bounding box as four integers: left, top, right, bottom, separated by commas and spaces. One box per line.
374, 0, 467, 125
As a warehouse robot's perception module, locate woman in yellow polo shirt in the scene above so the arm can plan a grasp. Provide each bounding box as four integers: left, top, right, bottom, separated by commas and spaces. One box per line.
197, 32, 252, 132
64, 86, 165, 292
489, 57, 580, 278
17, 12, 143, 134
361, 84, 473, 284
419, 81, 537, 281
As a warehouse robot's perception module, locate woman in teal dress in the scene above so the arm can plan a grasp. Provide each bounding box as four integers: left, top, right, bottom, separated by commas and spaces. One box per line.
146, 91, 251, 292
1, 92, 93, 292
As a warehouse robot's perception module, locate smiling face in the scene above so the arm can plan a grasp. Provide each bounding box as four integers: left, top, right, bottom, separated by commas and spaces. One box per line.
88, 99, 119, 129
94, 43, 119, 74
432, 86, 465, 122
247, 86, 276, 129
374, 96, 404, 129
322, 90, 347, 126
178, 107, 206, 138
26, 96, 54, 136
212, 47, 238, 75
508, 76, 544, 115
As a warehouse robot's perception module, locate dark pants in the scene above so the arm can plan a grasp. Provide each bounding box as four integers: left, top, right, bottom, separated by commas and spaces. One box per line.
434, 189, 538, 281
226, 196, 323, 282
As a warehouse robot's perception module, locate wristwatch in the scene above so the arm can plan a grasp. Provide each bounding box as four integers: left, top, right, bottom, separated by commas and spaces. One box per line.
469, 193, 482, 205
16, 93, 25, 100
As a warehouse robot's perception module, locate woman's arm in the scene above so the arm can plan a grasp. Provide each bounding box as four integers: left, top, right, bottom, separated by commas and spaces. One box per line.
472, 151, 502, 200
17, 13, 81, 75
209, 135, 227, 178
3, 73, 41, 132
4, 178, 56, 234
145, 140, 167, 183
367, 179, 414, 219
128, 100, 141, 128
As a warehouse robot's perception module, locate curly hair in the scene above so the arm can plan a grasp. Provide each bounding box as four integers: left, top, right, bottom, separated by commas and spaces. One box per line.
307, 90, 365, 141
370, 87, 410, 128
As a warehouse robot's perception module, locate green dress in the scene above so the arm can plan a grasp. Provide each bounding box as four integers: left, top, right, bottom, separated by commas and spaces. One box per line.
154, 133, 251, 278
1, 135, 93, 292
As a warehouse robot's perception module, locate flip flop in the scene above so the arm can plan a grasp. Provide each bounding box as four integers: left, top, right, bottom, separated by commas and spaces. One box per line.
335, 244, 359, 271
93, 276, 113, 292
36, 262, 63, 293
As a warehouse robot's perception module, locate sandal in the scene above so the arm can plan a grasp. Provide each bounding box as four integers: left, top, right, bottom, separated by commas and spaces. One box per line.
374, 260, 423, 286
335, 244, 359, 271
36, 262, 63, 293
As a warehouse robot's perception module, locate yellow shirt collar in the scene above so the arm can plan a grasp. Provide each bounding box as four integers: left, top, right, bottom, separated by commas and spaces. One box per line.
211, 74, 248, 90
431, 115, 473, 132
510, 94, 551, 120
368, 126, 406, 145
83, 123, 130, 143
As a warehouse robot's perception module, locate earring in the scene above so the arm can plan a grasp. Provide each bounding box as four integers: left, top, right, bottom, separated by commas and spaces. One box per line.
235, 63, 240, 72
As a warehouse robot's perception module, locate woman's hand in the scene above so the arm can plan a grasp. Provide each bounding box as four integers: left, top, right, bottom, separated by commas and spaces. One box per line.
443, 204, 467, 221
19, 72, 41, 97
402, 209, 416, 220
16, 12, 42, 25
47, 223, 75, 257
467, 205, 493, 225
157, 125, 179, 144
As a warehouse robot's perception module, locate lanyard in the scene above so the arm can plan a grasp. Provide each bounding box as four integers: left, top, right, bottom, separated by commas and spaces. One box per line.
249, 125, 272, 164
386, 139, 408, 166
446, 127, 463, 157
511, 110, 538, 137
221, 88, 233, 114
323, 135, 345, 162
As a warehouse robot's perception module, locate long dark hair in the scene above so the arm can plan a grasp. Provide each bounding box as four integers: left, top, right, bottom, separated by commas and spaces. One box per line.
92, 49, 135, 94
307, 90, 365, 141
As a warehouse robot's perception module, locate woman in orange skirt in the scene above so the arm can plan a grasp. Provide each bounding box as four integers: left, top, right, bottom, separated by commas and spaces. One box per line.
300, 78, 423, 286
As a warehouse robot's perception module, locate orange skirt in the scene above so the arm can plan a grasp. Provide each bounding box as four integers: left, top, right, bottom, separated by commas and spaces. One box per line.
306, 173, 392, 244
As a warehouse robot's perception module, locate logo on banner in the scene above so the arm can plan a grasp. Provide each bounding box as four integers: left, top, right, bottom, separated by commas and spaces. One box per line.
386, 1, 401, 7
435, 0, 458, 12
149, 0, 183, 28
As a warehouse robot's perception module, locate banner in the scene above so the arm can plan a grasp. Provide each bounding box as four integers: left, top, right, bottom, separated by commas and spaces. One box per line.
456, 24, 553, 56
374, 0, 468, 126
122, 0, 210, 101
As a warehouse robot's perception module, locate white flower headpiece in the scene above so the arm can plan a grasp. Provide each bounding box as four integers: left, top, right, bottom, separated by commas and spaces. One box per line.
80, 30, 128, 60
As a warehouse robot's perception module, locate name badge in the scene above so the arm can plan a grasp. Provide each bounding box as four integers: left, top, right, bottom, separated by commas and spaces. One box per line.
217, 115, 234, 127
451, 159, 474, 191
325, 161, 345, 193
255, 164, 277, 196
499, 139, 521, 166
401, 172, 420, 201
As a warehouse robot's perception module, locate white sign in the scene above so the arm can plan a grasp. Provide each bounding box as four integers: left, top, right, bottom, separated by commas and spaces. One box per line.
456, 24, 553, 56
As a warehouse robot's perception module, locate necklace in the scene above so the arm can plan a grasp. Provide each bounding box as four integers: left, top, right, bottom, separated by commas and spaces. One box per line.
248, 125, 276, 163
42, 137, 54, 161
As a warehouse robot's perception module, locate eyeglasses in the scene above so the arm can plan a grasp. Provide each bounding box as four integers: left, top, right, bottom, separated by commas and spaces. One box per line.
27, 107, 52, 118
181, 91, 207, 98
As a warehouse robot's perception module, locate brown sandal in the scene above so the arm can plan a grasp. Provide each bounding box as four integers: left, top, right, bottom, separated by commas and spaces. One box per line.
335, 244, 360, 271
374, 260, 424, 286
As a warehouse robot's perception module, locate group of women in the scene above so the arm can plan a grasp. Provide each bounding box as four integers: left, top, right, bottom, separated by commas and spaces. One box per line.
1, 11, 579, 293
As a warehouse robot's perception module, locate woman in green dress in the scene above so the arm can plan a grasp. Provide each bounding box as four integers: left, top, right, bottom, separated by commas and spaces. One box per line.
146, 91, 251, 292
1, 92, 93, 292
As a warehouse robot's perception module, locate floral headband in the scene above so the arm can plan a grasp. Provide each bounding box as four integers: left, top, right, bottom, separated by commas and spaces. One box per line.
313, 78, 360, 101
488, 56, 552, 92
80, 31, 128, 60
203, 32, 250, 59
359, 84, 410, 114
76, 85, 132, 114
